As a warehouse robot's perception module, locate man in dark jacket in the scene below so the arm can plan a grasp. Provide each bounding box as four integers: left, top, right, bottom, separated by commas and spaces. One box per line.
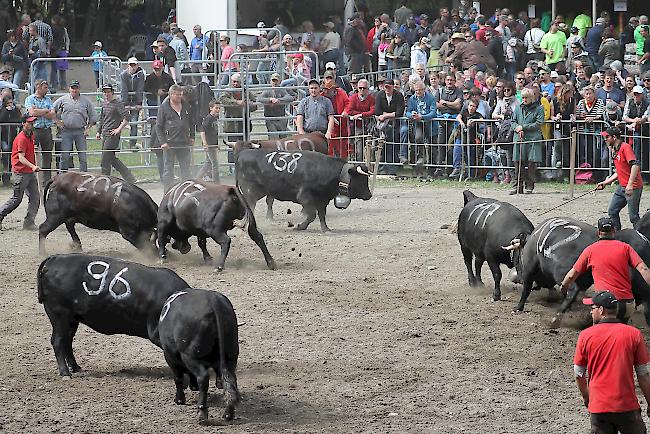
374, 78, 405, 175
120, 57, 145, 150
143, 59, 174, 118
486, 30, 505, 77
156, 84, 194, 191
344, 14, 369, 74
586, 17, 606, 70
95, 84, 134, 182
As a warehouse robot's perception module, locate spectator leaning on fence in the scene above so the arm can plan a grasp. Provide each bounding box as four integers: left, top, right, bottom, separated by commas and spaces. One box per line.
402, 80, 437, 167
120, 57, 145, 150
53, 79, 97, 173
374, 77, 405, 176
510, 87, 544, 195
343, 78, 375, 161
95, 83, 134, 183
296, 79, 334, 139
0, 115, 40, 231
156, 84, 194, 192
90, 41, 107, 89
24, 79, 55, 186
256, 72, 294, 140
143, 59, 174, 117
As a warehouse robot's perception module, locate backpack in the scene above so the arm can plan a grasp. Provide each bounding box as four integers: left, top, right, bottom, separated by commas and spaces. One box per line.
575, 162, 594, 184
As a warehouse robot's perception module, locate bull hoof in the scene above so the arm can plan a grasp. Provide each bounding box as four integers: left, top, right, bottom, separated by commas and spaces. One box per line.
222, 409, 234, 422
203, 256, 213, 264
198, 407, 209, 425
492, 294, 501, 302
159, 257, 166, 265
69, 243, 82, 252
320, 226, 331, 232
293, 225, 307, 231
549, 315, 562, 329
512, 308, 524, 314
214, 266, 224, 273
267, 259, 277, 270
69, 365, 83, 373
61, 375, 72, 380
174, 397, 186, 405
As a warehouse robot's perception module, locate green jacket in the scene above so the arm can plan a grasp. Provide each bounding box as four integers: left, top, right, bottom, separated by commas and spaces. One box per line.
512, 101, 544, 142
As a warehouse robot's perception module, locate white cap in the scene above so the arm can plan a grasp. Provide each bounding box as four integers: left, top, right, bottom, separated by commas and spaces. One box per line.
325, 61, 336, 70
550, 71, 559, 78
127, 57, 139, 64
257, 21, 266, 28
633, 85, 645, 94
93, 40, 102, 48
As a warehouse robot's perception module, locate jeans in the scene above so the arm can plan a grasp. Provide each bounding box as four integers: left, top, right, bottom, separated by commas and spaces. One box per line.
399, 120, 434, 161
0, 172, 40, 224
100, 135, 135, 182
1, 140, 10, 185
256, 59, 271, 84
196, 145, 219, 182
608, 185, 642, 230
12, 69, 25, 87
60, 128, 88, 172
128, 109, 140, 148
265, 119, 288, 139
49, 66, 67, 91
34, 128, 54, 183
34, 60, 47, 82
162, 145, 192, 192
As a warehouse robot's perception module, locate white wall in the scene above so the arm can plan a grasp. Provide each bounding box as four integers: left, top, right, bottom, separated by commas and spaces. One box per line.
176, 0, 235, 32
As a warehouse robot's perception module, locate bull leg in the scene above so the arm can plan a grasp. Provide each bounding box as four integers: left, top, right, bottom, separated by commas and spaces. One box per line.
65, 321, 82, 373
216, 363, 239, 421
513, 275, 535, 313
44, 307, 72, 377
473, 256, 486, 287
157, 221, 170, 262
38, 217, 66, 255
246, 225, 277, 270
460, 246, 477, 287
557, 282, 581, 314
188, 373, 199, 391
295, 207, 317, 231
65, 222, 82, 251
211, 232, 231, 272
182, 358, 211, 425
487, 260, 502, 301
197, 237, 212, 263
316, 204, 330, 232
164, 353, 186, 405
265, 196, 274, 220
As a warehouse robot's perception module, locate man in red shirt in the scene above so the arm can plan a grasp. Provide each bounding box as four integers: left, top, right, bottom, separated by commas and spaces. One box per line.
574, 290, 650, 433
343, 78, 375, 162
597, 126, 643, 230
561, 217, 650, 321
0, 116, 41, 231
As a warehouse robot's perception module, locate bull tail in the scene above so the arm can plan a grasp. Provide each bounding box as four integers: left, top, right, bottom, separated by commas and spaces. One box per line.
42, 178, 55, 205
209, 298, 240, 419
36, 258, 51, 304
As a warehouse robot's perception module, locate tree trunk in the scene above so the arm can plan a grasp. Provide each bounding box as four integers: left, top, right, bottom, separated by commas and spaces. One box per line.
81, 0, 98, 47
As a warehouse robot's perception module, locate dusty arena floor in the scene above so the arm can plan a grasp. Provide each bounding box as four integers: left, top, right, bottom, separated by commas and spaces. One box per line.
1, 178, 648, 433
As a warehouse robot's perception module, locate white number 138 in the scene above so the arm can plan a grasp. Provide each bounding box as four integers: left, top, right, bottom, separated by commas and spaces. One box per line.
266, 151, 302, 173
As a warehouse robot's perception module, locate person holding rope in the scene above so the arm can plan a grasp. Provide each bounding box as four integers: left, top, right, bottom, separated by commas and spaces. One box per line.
0, 116, 40, 231
561, 217, 650, 323
596, 127, 643, 230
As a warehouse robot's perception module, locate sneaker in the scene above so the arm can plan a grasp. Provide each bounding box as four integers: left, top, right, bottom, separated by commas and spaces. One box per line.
23, 221, 37, 231
448, 168, 460, 178
399, 156, 408, 165
525, 188, 534, 194
433, 168, 444, 178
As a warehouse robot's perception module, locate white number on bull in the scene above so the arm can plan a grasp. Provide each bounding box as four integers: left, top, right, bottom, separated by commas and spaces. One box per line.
265, 151, 302, 173
535, 219, 582, 260
159, 291, 188, 322
82, 261, 132, 300
468, 202, 500, 228
76, 174, 123, 199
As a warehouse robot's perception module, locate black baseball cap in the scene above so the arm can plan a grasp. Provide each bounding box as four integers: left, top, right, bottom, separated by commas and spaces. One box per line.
600, 126, 621, 138
582, 291, 618, 309
69, 80, 80, 88
308, 78, 320, 86
597, 217, 615, 232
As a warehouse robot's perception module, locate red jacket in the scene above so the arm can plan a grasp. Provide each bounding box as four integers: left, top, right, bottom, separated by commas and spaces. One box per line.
366, 28, 376, 53
321, 87, 349, 115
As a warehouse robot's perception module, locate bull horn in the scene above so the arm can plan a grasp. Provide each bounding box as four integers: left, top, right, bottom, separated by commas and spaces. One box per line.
356, 166, 371, 176
502, 239, 522, 251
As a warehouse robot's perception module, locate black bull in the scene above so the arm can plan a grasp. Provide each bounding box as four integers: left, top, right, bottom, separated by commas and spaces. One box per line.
233, 132, 329, 219
159, 289, 240, 423
508, 218, 650, 325
457, 190, 534, 301
236, 149, 372, 231
39, 172, 159, 254
157, 180, 276, 271
37, 254, 190, 377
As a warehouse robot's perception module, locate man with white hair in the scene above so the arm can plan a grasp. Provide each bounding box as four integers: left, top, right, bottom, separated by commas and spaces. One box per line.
401, 79, 436, 167
343, 78, 375, 160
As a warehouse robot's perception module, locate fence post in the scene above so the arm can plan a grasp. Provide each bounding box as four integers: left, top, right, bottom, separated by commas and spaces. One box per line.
569, 127, 577, 199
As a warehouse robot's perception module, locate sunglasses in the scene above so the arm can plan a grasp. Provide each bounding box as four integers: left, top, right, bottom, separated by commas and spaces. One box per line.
644, 79, 650, 82
504, 88, 513, 92
358, 86, 368, 89
516, 77, 525, 80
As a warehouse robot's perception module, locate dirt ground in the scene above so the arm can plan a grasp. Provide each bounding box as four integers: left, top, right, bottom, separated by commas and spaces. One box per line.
1, 178, 648, 433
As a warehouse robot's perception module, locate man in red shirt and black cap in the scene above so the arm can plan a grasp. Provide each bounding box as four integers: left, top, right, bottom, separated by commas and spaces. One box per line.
574, 290, 650, 433
597, 126, 643, 230
561, 216, 650, 322
0, 115, 40, 230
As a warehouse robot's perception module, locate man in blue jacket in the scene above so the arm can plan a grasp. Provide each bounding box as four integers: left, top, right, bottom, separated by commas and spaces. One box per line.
585, 17, 606, 70
400, 80, 438, 166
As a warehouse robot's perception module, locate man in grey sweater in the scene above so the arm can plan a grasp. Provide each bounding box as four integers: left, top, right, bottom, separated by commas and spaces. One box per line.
53, 79, 97, 172
256, 72, 294, 139
156, 84, 194, 191
119, 57, 145, 149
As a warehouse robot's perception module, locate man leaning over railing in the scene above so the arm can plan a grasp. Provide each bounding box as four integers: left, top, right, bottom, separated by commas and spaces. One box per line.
120, 57, 145, 150
374, 78, 405, 176
343, 78, 375, 161
256, 72, 294, 139
402, 80, 437, 167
